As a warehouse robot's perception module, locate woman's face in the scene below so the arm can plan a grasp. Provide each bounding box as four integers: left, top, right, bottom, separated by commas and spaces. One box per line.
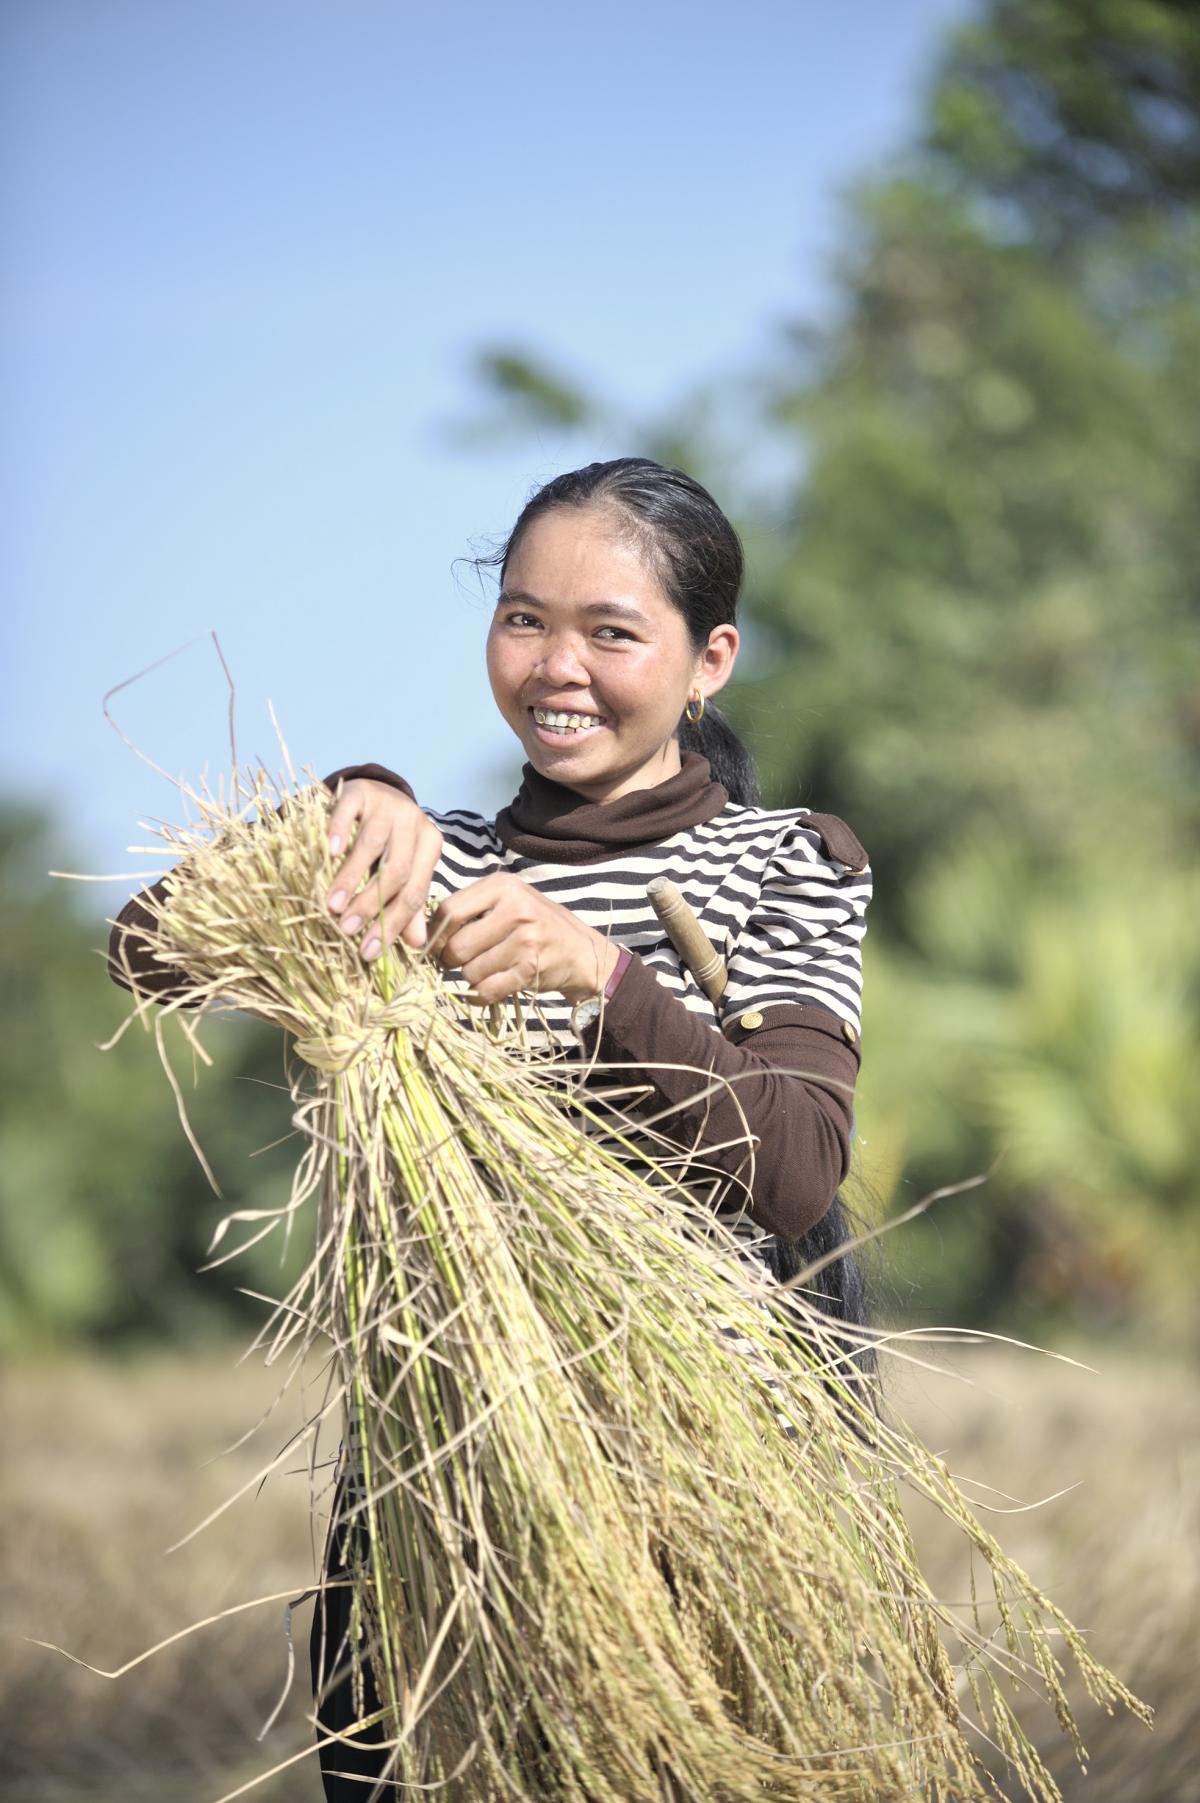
486, 506, 738, 804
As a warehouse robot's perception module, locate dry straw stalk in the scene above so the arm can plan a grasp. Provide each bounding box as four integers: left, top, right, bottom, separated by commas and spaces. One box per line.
111, 768, 1147, 1801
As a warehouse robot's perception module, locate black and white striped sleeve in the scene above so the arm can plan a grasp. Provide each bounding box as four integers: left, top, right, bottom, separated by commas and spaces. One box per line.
720, 815, 871, 1037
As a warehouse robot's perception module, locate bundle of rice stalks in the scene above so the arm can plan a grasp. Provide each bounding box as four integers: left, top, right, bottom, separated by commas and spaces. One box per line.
112, 769, 1147, 1801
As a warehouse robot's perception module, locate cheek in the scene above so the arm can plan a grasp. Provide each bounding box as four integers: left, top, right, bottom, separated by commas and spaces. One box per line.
626, 647, 692, 713
485, 630, 520, 709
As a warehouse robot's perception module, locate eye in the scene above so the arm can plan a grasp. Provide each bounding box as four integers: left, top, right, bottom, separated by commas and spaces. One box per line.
502, 610, 542, 629
596, 625, 634, 641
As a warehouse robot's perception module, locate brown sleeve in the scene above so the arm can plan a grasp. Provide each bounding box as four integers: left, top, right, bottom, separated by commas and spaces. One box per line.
107, 876, 189, 998
579, 952, 859, 1240
108, 762, 417, 999
323, 763, 416, 802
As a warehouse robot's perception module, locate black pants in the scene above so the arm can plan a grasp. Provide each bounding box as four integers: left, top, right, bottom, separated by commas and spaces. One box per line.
310, 1506, 397, 1800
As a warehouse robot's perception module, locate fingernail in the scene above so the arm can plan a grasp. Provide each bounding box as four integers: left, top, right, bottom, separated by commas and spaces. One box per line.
341, 913, 361, 935
410, 917, 427, 948
361, 935, 381, 960
328, 889, 346, 912
328, 834, 342, 855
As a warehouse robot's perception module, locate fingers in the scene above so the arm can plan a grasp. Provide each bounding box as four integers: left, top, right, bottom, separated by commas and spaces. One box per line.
376, 870, 582, 1000
368, 831, 444, 957
425, 873, 510, 948
345, 851, 417, 946
458, 933, 544, 1003
329, 840, 392, 934
325, 780, 443, 958
325, 782, 369, 862
326, 784, 391, 912
425, 874, 518, 969
427, 876, 564, 1002
432, 908, 513, 972
464, 963, 533, 1005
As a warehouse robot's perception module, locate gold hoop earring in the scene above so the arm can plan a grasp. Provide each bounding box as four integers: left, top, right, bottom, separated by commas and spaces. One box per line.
684, 690, 706, 725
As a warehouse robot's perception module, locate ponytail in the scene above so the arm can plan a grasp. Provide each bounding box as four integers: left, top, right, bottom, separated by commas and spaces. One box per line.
678, 703, 761, 808
767, 1201, 877, 1392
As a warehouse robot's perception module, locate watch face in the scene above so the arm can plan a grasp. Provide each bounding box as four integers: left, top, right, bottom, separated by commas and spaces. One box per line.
570, 996, 603, 1037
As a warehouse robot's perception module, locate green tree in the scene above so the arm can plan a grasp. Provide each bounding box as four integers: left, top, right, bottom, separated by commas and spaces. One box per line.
927, 0, 1200, 253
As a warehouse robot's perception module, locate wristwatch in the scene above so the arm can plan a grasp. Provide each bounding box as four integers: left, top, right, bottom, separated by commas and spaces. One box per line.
570, 945, 632, 1037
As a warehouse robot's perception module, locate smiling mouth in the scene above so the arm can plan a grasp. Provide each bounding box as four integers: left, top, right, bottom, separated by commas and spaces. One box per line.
529, 707, 608, 741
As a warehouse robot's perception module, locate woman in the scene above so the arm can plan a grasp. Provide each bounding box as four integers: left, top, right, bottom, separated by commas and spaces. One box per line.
110, 456, 872, 1799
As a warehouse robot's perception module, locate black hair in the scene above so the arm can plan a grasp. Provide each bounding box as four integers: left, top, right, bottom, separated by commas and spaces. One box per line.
482, 457, 874, 1366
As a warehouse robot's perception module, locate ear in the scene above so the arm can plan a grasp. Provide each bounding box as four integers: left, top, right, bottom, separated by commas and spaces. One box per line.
694, 624, 739, 699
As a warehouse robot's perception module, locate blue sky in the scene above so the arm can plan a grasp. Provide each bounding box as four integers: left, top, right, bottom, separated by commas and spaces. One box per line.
3, 0, 971, 903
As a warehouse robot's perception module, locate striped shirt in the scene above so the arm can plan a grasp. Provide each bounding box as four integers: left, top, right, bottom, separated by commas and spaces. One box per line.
422, 793, 871, 1283
424, 797, 871, 1050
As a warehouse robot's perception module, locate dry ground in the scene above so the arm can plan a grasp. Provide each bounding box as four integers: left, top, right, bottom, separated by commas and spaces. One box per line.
2, 1340, 1194, 1802
889, 1341, 1198, 1802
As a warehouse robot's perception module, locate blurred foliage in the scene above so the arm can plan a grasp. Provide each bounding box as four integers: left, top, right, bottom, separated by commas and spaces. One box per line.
859, 847, 1200, 1340
6, 0, 1197, 1350
445, 349, 595, 448
0, 806, 304, 1352
925, 0, 1200, 251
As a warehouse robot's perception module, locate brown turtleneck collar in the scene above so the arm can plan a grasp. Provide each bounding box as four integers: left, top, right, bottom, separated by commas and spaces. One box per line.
494, 751, 729, 865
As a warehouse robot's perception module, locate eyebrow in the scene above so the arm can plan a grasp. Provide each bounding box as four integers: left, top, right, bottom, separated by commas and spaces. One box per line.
498, 588, 650, 625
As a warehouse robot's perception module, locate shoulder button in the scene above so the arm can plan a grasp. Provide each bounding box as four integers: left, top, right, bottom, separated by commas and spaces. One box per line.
739, 1010, 765, 1032
841, 1020, 858, 1045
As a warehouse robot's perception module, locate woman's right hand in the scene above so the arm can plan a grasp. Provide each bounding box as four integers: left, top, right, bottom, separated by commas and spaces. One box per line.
325, 779, 443, 957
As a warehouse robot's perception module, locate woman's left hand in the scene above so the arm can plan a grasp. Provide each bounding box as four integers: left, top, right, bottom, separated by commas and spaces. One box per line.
427, 874, 619, 1005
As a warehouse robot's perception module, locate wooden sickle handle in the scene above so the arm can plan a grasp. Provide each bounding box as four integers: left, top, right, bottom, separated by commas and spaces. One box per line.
646, 876, 728, 1004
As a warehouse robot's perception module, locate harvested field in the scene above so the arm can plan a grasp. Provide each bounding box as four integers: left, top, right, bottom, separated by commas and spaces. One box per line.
3, 1341, 1194, 1801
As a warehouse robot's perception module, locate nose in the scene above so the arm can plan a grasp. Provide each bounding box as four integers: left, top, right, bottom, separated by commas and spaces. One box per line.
535, 635, 590, 685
